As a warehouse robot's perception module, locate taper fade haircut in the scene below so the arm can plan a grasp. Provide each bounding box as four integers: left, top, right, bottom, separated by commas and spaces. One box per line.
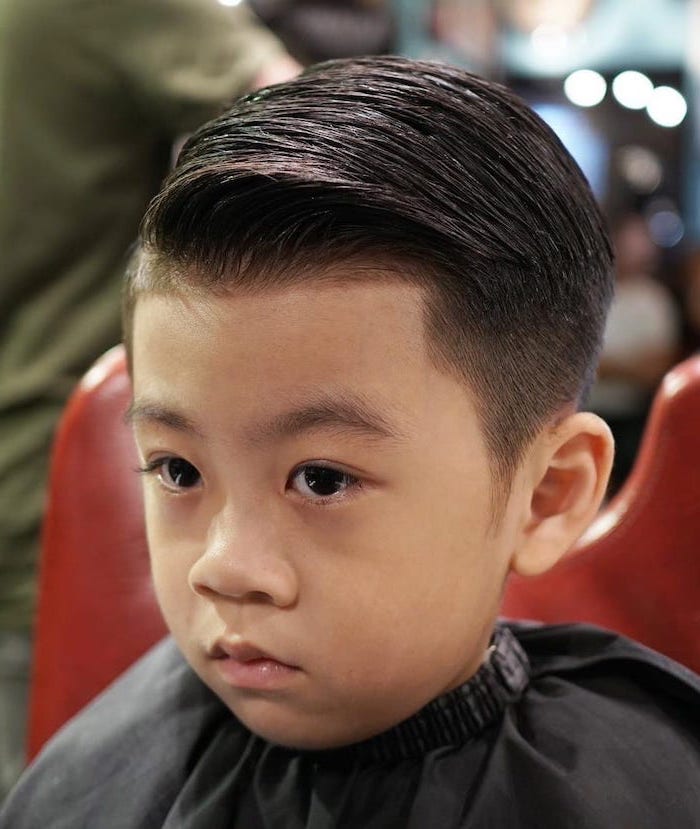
125, 56, 613, 489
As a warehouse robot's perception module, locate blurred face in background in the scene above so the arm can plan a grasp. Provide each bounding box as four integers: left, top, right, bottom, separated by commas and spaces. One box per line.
613, 214, 659, 279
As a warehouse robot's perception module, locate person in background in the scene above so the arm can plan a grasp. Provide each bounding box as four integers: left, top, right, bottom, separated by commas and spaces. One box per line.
588, 212, 681, 494
0, 0, 298, 798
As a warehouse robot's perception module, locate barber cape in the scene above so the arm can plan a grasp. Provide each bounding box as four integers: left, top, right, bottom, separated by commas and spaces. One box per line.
3, 623, 699, 828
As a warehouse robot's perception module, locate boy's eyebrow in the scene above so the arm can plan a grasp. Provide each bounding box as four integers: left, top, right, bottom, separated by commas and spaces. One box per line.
247, 394, 405, 445
124, 401, 204, 438
125, 394, 405, 444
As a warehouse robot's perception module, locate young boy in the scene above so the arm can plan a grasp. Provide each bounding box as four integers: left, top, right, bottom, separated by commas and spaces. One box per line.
2, 57, 699, 827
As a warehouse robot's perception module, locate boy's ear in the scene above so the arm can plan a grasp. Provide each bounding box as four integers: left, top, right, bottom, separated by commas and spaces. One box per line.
510, 412, 614, 578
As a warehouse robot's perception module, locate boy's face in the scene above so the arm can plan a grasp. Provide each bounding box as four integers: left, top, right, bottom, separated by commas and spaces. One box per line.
130, 275, 526, 749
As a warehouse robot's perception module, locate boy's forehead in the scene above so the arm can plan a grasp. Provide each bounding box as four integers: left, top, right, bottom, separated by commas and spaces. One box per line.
130, 277, 478, 427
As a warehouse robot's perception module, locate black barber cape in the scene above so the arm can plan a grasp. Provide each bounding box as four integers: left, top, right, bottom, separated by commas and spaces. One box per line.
3, 623, 700, 828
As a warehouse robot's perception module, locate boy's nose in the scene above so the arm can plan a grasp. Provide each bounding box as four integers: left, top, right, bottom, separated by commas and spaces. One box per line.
188, 510, 299, 608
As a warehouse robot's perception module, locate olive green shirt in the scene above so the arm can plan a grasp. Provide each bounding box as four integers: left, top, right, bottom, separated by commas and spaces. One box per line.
0, 0, 287, 630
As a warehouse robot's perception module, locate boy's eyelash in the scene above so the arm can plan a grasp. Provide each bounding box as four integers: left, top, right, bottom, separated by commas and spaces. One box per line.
136, 458, 165, 476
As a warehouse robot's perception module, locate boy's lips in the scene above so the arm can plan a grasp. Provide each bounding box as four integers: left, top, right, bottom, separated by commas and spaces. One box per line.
209, 638, 301, 691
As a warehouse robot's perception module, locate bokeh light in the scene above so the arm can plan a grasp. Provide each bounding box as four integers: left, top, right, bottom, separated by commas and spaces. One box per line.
646, 86, 687, 128
564, 69, 607, 107
616, 145, 662, 193
612, 71, 654, 110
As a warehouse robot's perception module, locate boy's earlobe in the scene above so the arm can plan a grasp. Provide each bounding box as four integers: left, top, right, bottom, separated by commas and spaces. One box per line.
510, 413, 614, 578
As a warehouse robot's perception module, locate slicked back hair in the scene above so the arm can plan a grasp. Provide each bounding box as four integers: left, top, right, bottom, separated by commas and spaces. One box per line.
126, 56, 614, 492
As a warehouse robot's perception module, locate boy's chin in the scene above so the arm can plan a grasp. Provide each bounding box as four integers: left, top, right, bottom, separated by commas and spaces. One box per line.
228, 697, 397, 752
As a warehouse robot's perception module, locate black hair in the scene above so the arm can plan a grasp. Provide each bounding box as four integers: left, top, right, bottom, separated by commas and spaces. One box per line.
126, 56, 613, 489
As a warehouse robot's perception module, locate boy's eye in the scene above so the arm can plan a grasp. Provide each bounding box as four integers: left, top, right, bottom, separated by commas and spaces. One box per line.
289, 465, 359, 501
141, 456, 201, 491
162, 458, 201, 489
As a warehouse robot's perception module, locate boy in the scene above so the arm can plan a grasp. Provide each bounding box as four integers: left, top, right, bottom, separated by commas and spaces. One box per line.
2, 57, 699, 827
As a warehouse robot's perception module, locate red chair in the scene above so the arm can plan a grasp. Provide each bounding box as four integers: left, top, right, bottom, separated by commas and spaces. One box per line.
27, 346, 167, 761
27, 348, 700, 759
502, 354, 700, 675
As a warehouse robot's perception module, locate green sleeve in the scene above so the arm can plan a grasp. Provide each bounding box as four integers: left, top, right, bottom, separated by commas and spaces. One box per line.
86, 0, 289, 135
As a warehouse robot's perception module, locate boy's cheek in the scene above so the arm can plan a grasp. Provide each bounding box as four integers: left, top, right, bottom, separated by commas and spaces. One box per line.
145, 507, 199, 596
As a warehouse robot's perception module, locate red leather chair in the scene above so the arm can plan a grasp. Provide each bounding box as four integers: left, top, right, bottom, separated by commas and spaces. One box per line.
27, 348, 700, 759
502, 354, 700, 675
27, 346, 167, 761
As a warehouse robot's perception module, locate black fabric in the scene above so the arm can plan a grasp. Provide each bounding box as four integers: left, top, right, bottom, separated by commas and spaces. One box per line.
3, 622, 699, 828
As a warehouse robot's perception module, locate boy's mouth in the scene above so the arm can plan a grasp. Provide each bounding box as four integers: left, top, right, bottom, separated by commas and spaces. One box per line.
209, 638, 301, 690
210, 639, 274, 662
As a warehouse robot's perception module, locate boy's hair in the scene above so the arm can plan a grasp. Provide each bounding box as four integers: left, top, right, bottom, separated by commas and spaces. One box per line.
125, 56, 613, 491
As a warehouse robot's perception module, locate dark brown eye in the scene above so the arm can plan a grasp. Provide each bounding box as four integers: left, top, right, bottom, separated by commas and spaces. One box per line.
162, 458, 201, 489
290, 465, 357, 500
